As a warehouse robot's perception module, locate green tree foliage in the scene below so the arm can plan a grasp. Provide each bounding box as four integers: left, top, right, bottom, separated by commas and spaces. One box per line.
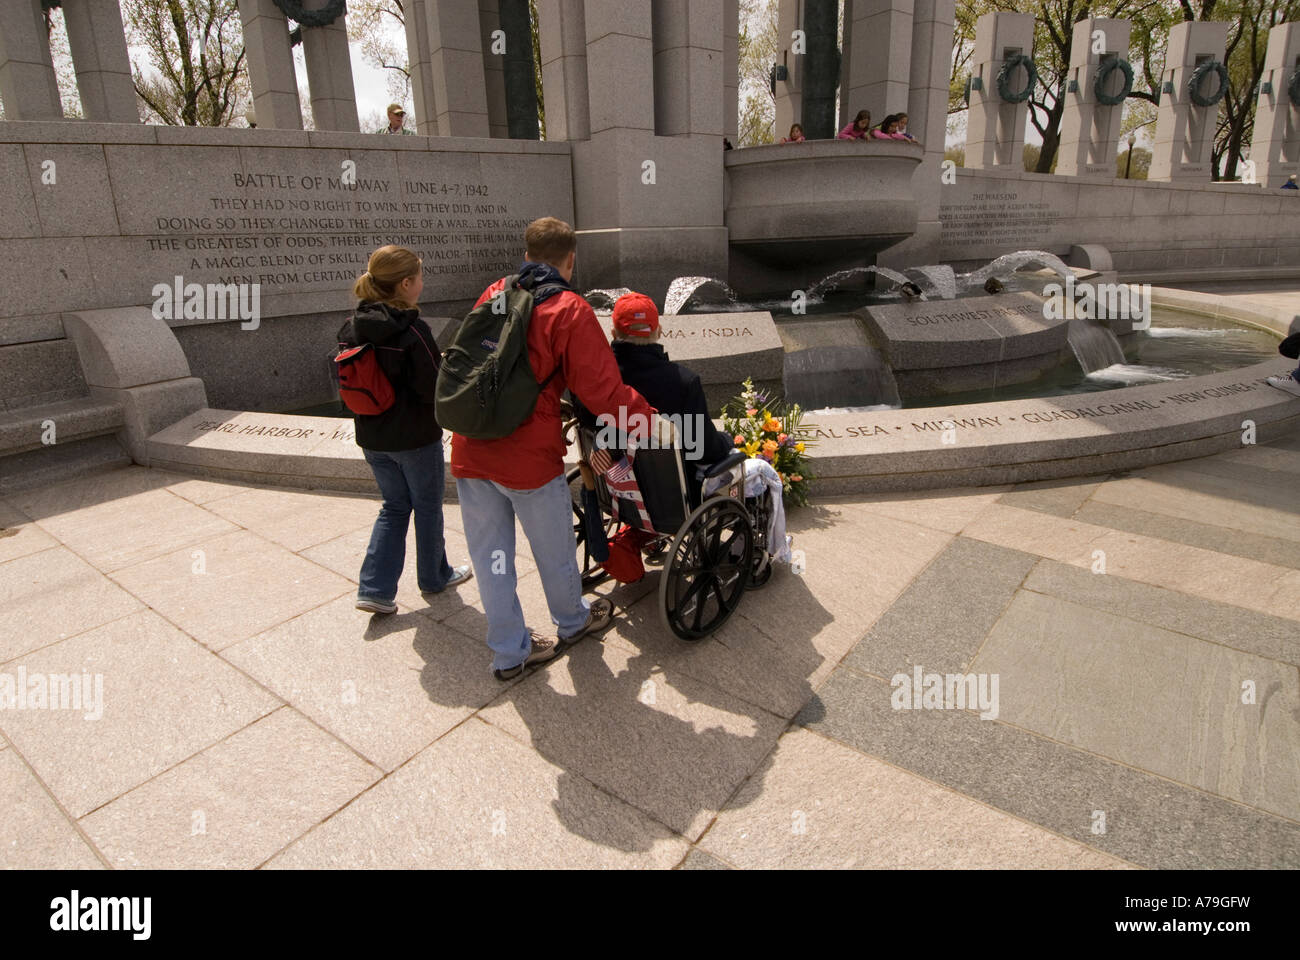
123, 0, 248, 126
1116, 142, 1152, 177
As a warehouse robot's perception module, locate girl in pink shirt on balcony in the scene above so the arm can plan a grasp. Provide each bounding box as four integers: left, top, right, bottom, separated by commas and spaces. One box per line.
781, 123, 806, 143
837, 110, 872, 140
871, 115, 910, 140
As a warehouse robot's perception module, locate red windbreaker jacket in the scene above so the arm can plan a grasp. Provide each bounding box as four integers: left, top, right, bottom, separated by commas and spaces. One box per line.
450, 278, 657, 489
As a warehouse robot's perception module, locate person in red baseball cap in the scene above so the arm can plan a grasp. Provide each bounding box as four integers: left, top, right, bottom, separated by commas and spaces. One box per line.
611, 292, 661, 339
598, 293, 734, 485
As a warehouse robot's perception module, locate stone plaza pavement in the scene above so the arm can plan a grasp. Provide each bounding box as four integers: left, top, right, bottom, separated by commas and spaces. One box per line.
1, 425, 1298, 869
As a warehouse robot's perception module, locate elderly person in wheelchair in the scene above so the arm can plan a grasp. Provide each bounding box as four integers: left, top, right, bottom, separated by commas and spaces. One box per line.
565, 293, 790, 641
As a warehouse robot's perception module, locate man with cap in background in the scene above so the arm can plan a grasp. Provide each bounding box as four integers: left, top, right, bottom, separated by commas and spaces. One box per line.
381, 103, 412, 134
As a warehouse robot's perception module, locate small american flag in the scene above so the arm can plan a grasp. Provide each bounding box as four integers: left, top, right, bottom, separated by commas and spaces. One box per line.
588, 447, 614, 476
602, 455, 653, 530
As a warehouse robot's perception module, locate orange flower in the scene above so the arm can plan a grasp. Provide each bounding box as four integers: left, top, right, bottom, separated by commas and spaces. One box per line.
762, 418, 781, 434
762, 440, 778, 456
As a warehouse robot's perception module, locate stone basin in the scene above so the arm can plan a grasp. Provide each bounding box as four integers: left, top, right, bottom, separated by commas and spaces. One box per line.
724, 139, 925, 266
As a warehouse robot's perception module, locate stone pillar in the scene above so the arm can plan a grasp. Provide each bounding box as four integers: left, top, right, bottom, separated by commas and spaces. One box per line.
723, 0, 739, 142
299, 0, 360, 131
537, 0, 589, 140
1149, 20, 1229, 182
965, 11, 1035, 169
1250, 22, 1300, 190
61, 0, 137, 123
237, 0, 303, 129
571, 0, 728, 296
1057, 19, 1131, 178
773, 0, 802, 140
652, 0, 723, 139
0, 0, 63, 121
426, 0, 491, 137
478, 0, 510, 137
500, 0, 540, 139
880, 0, 955, 269
404, 0, 439, 134
841, 0, 913, 129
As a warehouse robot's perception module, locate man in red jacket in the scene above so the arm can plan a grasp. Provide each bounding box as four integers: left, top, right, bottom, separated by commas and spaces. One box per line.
453, 218, 664, 680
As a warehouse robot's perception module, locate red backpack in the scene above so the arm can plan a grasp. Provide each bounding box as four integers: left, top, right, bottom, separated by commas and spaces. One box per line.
335, 342, 396, 416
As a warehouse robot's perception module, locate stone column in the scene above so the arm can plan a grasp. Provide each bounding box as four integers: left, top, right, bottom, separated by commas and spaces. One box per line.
571, 0, 728, 296
537, 0, 589, 140
880, 0, 955, 269
61, 0, 137, 123
965, 11, 1035, 169
404, 0, 439, 134
237, 0, 303, 129
1149, 21, 1229, 182
1249, 22, 1300, 189
478, 0, 510, 137
299, 0, 360, 131
500, 0, 540, 139
0, 0, 63, 121
652, 0, 723, 139
723, 0, 739, 142
426, 0, 491, 137
1057, 18, 1131, 178
841, 0, 913, 128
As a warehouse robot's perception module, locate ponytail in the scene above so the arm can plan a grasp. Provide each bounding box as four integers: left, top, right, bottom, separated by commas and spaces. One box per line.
354, 245, 421, 309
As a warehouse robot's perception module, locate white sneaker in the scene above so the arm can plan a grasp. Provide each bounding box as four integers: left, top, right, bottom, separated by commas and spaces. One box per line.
356, 597, 398, 615
423, 564, 473, 597
1266, 375, 1300, 398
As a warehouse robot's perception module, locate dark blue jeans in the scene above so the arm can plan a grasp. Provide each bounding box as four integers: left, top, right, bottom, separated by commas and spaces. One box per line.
359, 441, 454, 602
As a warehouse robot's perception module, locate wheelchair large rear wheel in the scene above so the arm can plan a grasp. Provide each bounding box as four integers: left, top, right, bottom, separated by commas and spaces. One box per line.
567, 467, 618, 591
659, 498, 753, 641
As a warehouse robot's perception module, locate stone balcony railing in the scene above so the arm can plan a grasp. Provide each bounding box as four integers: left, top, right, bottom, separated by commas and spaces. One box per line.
724, 139, 925, 266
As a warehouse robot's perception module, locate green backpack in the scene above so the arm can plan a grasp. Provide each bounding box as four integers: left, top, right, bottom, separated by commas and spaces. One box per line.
435, 276, 560, 439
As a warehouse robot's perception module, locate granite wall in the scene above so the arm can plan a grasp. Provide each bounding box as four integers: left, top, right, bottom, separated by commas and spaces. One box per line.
939, 165, 1300, 279
0, 122, 574, 409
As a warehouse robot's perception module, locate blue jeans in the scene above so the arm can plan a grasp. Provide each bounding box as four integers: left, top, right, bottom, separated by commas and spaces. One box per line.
359, 442, 455, 602
456, 474, 590, 672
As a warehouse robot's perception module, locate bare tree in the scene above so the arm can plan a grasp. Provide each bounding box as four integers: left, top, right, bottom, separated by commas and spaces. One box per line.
738, 0, 779, 145
346, 0, 412, 105
124, 0, 248, 126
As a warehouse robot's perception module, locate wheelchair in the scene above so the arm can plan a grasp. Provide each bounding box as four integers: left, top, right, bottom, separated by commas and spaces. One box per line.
562, 404, 778, 642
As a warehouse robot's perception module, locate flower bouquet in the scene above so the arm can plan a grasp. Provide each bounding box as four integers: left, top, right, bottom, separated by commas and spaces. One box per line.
721, 378, 816, 507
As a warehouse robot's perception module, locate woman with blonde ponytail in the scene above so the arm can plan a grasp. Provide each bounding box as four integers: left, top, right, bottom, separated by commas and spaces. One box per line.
338, 245, 471, 615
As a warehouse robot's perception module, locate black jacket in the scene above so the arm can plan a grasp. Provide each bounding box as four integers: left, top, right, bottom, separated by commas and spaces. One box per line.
579, 340, 732, 467
337, 302, 442, 452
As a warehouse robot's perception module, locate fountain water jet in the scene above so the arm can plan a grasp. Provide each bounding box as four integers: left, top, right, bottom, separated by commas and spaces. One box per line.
582, 287, 632, 314
905, 265, 958, 300
1067, 316, 1126, 373
807, 265, 915, 299
663, 277, 739, 316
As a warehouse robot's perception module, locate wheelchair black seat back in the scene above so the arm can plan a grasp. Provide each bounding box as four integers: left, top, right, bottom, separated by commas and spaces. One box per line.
564, 413, 777, 643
